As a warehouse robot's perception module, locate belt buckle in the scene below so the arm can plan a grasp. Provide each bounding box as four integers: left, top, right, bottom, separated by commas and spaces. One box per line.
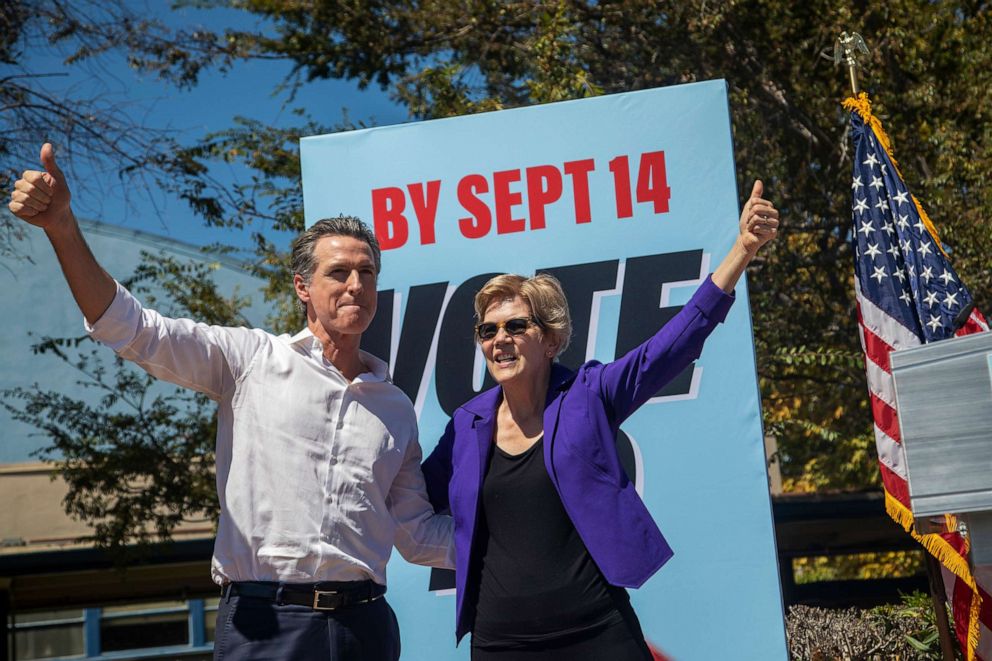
312, 589, 339, 611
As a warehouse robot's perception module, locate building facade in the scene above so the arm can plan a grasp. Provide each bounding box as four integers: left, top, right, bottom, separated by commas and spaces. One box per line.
1, 219, 269, 660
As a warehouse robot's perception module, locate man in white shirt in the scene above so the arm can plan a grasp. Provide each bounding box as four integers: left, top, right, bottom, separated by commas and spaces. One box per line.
8, 144, 453, 660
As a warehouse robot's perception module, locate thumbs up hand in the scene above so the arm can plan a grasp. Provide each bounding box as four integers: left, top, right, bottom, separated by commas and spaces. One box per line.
738, 179, 779, 255
8, 143, 73, 231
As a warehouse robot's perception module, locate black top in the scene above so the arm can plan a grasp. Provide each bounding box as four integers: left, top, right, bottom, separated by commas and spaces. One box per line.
471, 436, 620, 646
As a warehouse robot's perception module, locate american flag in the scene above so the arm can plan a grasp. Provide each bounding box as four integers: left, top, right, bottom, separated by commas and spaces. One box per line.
846, 92, 991, 660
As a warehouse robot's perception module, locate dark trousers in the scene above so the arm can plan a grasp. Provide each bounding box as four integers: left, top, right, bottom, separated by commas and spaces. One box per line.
213, 591, 401, 661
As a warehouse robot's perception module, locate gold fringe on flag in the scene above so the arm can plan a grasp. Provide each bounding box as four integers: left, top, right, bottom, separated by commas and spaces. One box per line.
884, 492, 975, 589
885, 491, 980, 659
842, 93, 948, 257
971, 591, 982, 661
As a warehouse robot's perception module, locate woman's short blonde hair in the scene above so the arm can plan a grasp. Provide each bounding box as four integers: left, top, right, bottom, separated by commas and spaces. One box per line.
474, 273, 572, 357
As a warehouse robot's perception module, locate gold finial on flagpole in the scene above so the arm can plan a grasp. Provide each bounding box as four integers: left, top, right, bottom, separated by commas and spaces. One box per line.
834, 31, 870, 95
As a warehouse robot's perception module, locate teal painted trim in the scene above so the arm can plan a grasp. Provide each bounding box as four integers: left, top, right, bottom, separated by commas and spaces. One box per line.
9, 598, 223, 660
9, 616, 85, 629
188, 599, 205, 647
99, 606, 188, 621
82, 608, 101, 658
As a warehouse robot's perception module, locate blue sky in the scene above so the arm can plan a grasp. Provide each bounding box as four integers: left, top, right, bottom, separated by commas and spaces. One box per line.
19, 1, 408, 252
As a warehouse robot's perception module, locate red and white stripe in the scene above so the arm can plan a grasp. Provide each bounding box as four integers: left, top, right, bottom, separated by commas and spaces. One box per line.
856, 279, 917, 505
856, 279, 991, 660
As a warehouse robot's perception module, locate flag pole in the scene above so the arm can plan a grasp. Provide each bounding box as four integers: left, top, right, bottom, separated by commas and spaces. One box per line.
836, 29, 958, 661
924, 552, 958, 661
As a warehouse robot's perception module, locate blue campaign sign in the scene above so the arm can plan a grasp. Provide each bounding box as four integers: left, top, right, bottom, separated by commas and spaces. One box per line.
301, 80, 786, 660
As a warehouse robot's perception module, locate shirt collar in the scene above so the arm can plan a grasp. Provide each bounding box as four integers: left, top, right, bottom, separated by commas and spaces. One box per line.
284, 327, 389, 383
287, 327, 315, 347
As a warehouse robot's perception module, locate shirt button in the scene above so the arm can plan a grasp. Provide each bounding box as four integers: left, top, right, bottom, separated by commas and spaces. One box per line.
329, 457, 337, 466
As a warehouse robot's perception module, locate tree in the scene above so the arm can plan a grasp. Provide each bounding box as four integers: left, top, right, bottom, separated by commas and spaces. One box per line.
3, 254, 250, 553
10, 0, 992, 550
0, 0, 250, 259
166, 0, 992, 492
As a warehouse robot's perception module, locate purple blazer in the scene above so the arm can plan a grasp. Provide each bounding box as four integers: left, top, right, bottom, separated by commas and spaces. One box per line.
421, 276, 734, 641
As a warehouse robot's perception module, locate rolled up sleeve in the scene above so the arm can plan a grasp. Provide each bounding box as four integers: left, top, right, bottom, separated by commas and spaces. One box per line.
86, 280, 260, 401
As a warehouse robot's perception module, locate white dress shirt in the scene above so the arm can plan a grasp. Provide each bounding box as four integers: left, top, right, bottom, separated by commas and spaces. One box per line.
87, 281, 453, 586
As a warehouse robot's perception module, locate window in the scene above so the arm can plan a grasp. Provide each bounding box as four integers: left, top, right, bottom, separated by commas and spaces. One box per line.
10, 609, 84, 660
203, 597, 220, 643
9, 597, 217, 659
100, 600, 188, 652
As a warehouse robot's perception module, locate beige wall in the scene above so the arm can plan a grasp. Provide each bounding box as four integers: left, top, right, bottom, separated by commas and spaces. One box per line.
0, 463, 212, 555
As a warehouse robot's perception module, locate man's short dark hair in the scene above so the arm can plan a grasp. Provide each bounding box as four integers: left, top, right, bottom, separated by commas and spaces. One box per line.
291, 216, 381, 316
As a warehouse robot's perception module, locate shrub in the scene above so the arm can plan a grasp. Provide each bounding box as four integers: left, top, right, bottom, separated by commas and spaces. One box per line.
786, 593, 957, 660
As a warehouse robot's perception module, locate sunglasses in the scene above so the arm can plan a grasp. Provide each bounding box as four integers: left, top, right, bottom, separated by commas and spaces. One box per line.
475, 316, 543, 341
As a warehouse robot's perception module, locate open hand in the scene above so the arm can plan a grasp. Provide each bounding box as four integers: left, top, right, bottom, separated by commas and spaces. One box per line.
8, 143, 72, 231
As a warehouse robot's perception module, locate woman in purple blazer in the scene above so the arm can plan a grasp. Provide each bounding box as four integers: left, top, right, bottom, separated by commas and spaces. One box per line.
422, 181, 779, 659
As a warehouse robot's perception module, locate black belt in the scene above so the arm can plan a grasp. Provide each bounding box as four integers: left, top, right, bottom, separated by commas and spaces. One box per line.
225, 580, 386, 611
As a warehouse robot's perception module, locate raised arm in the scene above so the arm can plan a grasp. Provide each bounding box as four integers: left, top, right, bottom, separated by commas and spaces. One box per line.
8, 143, 259, 400
8, 143, 116, 324
597, 179, 779, 421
